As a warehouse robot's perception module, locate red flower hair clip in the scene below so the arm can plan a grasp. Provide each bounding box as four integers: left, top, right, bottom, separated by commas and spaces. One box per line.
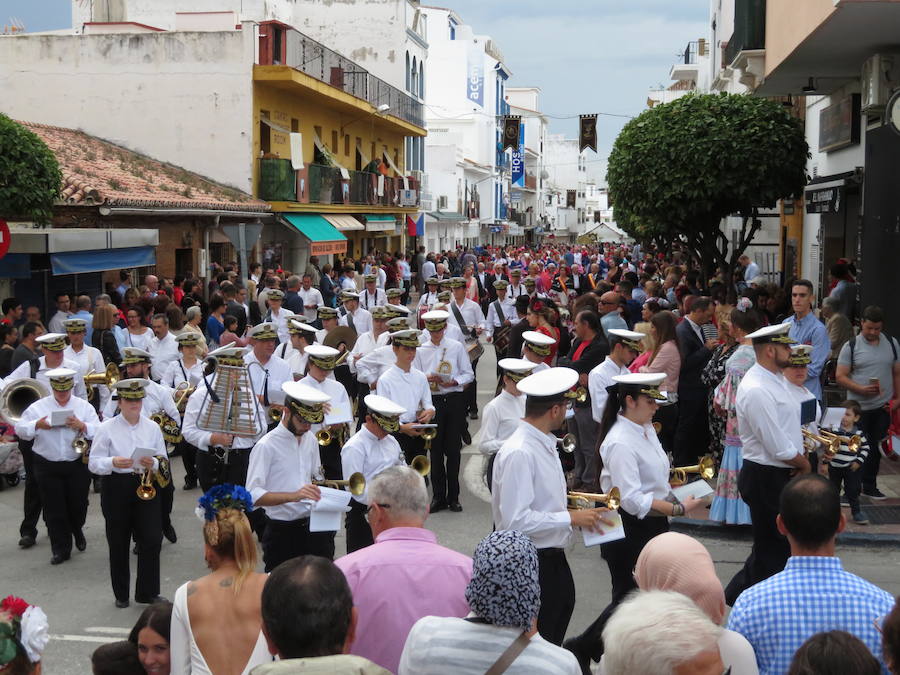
1, 596, 29, 618
530, 300, 545, 313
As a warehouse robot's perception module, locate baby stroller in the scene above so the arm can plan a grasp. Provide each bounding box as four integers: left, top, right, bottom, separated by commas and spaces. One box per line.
0, 440, 22, 489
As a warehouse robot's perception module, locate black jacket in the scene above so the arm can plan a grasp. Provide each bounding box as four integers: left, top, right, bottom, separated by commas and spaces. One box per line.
283, 290, 303, 315
557, 333, 609, 375
676, 318, 712, 399
505, 319, 530, 360
225, 300, 248, 337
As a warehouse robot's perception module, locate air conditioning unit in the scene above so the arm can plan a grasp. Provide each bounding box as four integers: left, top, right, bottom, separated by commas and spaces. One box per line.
861, 54, 898, 113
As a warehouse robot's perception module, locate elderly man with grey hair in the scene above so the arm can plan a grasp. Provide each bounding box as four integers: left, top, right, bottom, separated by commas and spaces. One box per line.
335, 466, 472, 674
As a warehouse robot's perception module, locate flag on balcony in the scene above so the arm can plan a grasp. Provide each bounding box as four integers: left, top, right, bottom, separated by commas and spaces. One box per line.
502, 115, 521, 152
407, 214, 424, 237
579, 114, 598, 153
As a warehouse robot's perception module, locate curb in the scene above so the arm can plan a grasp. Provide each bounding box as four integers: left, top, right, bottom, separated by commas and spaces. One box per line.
671, 517, 900, 548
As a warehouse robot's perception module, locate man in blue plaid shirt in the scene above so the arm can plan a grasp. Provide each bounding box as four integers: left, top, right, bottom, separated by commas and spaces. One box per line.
727, 474, 893, 674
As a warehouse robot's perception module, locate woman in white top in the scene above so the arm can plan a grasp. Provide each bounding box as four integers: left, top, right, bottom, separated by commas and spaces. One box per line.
564, 373, 706, 669
123, 305, 154, 352
479, 358, 535, 491
162, 333, 206, 491
170, 484, 270, 675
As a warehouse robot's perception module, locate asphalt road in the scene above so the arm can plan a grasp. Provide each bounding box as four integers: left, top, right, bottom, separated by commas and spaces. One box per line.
3, 349, 900, 674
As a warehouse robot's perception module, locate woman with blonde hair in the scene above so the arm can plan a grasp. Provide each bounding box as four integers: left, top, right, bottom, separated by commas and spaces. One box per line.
170, 485, 270, 674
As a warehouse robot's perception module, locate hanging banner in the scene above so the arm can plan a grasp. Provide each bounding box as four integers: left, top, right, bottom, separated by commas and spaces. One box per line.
566, 190, 577, 208
502, 115, 521, 153
511, 121, 525, 187
466, 45, 484, 108
579, 114, 598, 153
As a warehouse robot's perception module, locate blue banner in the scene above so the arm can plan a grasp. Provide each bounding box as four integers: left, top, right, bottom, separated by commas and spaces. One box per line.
466, 45, 484, 108
511, 123, 525, 187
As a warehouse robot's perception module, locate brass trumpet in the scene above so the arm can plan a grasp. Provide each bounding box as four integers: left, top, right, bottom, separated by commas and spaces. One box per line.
136, 470, 157, 500
268, 405, 283, 424
802, 429, 840, 457
818, 429, 861, 454
316, 428, 332, 446
411, 455, 431, 476
557, 433, 577, 454
73, 435, 91, 464
421, 425, 437, 451
314, 471, 366, 496
567, 486, 621, 510
574, 387, 587, 404
670, 455, 715, 486
84, 363, 120, 401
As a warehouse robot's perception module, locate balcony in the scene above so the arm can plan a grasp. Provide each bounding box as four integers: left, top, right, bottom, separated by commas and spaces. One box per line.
258, 21, 425, 129
257, 159, 420, 209
670, 41, 701, 82
723, 0, 766, 89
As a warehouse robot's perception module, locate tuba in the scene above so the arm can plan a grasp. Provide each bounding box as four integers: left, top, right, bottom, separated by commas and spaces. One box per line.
567, 486, 621, 510
314, 471, 366, 496
0, 378, 50, 425
670, 455, 716, 486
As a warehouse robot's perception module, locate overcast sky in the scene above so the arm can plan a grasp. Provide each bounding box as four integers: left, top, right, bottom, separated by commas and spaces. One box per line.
4, 0, 708, 180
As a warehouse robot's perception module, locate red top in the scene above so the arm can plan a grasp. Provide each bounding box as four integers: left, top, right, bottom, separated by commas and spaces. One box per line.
537, 325, 559, 365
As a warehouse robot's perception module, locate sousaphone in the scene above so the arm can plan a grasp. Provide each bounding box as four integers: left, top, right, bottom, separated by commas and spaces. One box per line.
323, 326, 358, 354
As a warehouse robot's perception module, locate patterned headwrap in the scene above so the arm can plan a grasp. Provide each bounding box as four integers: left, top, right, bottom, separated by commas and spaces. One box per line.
465, 530, 540, 629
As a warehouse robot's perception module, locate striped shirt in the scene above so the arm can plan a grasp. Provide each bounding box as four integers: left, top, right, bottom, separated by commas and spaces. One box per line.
727, 556, 893, 675
398, 616, 580, 675
822, 424, 869, 469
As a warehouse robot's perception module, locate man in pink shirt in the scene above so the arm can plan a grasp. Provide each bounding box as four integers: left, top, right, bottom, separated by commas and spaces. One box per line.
335, 465, 472, 673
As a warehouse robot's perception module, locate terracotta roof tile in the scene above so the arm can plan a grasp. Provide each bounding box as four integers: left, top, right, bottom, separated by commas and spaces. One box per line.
20, 120, 270, 213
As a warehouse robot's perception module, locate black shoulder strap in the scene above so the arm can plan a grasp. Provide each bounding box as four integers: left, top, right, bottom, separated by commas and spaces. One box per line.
29, 357, 39, 380
493, 299, 503, 325
450, 302, 468, 333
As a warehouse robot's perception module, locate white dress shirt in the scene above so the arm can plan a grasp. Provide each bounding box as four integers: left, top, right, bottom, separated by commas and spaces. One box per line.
181, 373, 265, 451
298, 287, 323, 322
244, 351, 291, 411
348, 331, 389, 375
16, 394, 100, 462
360, 288, 387, 310
508, 283, 526, 298
88, 413, 167, 474
478, 390, 524, 456
340, 307, 373, 336
298, 374, 352, 437
447, 298, 485, 335
287, 349, 309, 378
736, 363, 804, 467
599, 415, 671, 519
418, 323, 466, 345
5, 356, 88, 400
492, 421, 572, 549
355, 344, 397, 386
422, 260, 436, 279
148, 332, 180, 382
413, 337, 474, 395
64, 343, 109, 408
484, 297, 518, 338
267, 308, 296, 344
102, 379, 180, 425
376, 365, 434, 422
246, 423, 320, 521
340, 426, 404, 505
162, 358, 205, 389
588, 357, 630, 423
417, 291, 440, 311
48, 310, 71, 334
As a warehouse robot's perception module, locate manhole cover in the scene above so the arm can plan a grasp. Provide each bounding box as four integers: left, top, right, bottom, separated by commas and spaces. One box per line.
861, 506, 900, 525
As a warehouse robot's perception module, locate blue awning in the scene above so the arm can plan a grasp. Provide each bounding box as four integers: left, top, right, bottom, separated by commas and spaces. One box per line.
0, 254, 32, 279
50, 246, 156, 275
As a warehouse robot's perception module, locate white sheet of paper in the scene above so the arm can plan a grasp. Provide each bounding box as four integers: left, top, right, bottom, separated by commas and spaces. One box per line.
820, 407, 845, 430
130, 446, 158, 469
671, 480, 715, 502
306, 486, 352, 532
324, 402, 353, 426
582, 511, 625, 547
50, 409, 74, 427
290, 132, 304, 170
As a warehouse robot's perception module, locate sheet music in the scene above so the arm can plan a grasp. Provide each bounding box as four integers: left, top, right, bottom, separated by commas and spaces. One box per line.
671, 480, 714, 502
582, 511, 625, 546
305, 486, 352, 532
50, 409, 74, 427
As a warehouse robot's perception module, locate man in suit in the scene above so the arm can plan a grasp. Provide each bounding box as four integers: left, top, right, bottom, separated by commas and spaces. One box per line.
504, 296, 532, 360
673, 296, 718, 466
557, 309, 608, 489
282, 275, 304, 315
222, 282, 248, 337
239, 285, 262, 327
476, 263, 493, 313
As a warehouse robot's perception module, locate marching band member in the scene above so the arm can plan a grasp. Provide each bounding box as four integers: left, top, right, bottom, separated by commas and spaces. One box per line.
181, 346, 265, 492
784, 344, 822, 473
359, 273, 387, 310
89, 378, 168, 608
420, 304, 466, 344
283, 318, 318, 380
8, 332, 87, 551
386, 287, 406, 309
262, 289, 295, 344
275, 316, 307, 361
299, 344, 352, 481
523, 276, 541, 300
565, 372, 705, 667
243, 322, 292, 430
339, 290, 373, 335
340, 394, 407, 553
724, 323, 809, 606
246, 381, 334, 571
447, 277, 486, 339
315, 306, 340, 344
416, 276, 441, 314
479, 358, 534, 490
507, 268, 527, 298
491, 367, 611, 646
349, 306, 391, 376
413, 310, 473, 513
62, 317, 108, 410
355, 317, 410, 390
521, 331, 556, 373
375, 329, 435, 467
15, 367, 98, 565
587, 328, 644, 423
484, 279, 518, 345
161, 332, 205, 490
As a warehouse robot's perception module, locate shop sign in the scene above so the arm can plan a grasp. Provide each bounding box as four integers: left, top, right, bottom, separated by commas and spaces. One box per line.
805, 186, 843, 214
819, 94, 860, 153
310, 240, 347, 256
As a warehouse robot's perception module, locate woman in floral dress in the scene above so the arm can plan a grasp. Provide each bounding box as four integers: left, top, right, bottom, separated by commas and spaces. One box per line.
701, 306, 737, 462
709, 300, 761, 525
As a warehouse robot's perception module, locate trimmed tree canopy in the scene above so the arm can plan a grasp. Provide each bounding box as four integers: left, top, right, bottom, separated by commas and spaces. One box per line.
0, 114, 62, 223
606, 93, 807, 282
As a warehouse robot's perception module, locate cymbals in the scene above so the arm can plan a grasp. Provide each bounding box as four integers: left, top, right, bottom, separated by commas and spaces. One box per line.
323, 326, 358, 351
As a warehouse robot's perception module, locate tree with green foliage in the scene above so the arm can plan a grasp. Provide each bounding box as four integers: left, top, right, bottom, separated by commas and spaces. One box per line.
606, 93, 807, 295
0, 114, 62, 223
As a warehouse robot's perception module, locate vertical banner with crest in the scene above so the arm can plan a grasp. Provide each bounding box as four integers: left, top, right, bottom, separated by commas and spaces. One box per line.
579, 114, 598, 153
502, 115, 521, 153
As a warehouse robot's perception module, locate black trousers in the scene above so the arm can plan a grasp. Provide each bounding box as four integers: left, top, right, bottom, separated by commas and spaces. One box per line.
196, 447, 251, 492
355, 384, 371, 431
574, 511, 669, 660
345, 500, 374, 553
571, 405, 599, 488
394, 432, 425, 466
160, 480, 174, 532
536, 548, 576, 646
672, 395, 709, 466
177, 440, 198, 483
261, 517, 335, 572
18, 439, 42, 539
101, 473, 162, 602
32, 455, 90, 557
431, 392, 464, 503
724, 460, 792, 606
465, 359, 480, 414
653, 402, 679, 456
319, 437, 343, 481
829, 463, 863, 514
858, 407, 890, 491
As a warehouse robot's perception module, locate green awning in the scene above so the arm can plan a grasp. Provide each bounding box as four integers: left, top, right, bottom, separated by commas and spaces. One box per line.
364, 214, 396, 222
280, 214, 347, 255
426, 211, 467, 222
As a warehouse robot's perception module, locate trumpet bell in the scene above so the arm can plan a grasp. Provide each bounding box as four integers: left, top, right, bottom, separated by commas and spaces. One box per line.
670, 455, 716, 485
316, 429, 332, 446
421, 427, 437, 441
73, 438, 90, 455
557, 433, 577, 454
0, 378, 50, 425
411, 455, 431, 477
574, 387, 588, 404
269, 406, 283, 424
347, 472, 366, 496
136, 472, 157, 500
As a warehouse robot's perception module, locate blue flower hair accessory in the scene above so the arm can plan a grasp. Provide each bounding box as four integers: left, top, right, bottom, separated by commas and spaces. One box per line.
195, 484, 253, 523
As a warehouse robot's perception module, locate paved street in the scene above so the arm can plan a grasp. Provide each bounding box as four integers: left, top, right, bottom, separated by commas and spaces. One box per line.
3, 350, 900, 674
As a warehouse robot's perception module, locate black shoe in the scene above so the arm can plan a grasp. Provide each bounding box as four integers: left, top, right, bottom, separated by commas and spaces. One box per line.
183, 477, 198, 490
163, 525, 177, 544
863, 488, 888, 500
50, 552, 70, 565
430, 499, 448, 513
449, 501, 463, 512
461, 429, 472, 446
115, 599, 130, 609
74, 530, 87, 552
135, 595, 168, 605
92, 477, 102, 494
18, 535, 35, 549
563, 637, 592, 675
469, 410, 478, 420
